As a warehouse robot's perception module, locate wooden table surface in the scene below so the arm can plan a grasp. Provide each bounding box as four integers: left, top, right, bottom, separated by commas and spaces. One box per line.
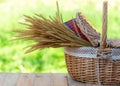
0, 73, 119, 86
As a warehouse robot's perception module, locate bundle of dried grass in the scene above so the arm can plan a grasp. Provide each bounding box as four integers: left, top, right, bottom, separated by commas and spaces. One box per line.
14, 3, 92, 53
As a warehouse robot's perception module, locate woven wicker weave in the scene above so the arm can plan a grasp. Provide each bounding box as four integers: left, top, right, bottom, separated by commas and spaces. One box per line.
65, 47, 120, 85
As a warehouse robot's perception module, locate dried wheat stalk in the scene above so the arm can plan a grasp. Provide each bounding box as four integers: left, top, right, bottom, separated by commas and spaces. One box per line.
14, 3, 92, 53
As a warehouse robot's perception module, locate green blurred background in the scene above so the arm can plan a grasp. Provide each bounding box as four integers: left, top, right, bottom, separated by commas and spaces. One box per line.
0, 0, 120, 73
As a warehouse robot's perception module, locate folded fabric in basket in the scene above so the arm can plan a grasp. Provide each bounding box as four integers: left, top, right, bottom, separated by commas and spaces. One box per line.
64, 19, 90, 42
64, 12, 100, 47
76, 13, 100, 47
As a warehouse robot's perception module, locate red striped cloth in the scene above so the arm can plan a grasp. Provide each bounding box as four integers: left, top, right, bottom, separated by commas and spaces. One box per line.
64, 19, 89, 42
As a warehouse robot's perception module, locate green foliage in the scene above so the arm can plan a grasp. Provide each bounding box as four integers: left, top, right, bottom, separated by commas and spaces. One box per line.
0, 0, 120, 73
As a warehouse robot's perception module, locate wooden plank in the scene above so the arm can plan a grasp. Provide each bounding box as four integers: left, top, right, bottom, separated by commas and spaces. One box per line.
1, 73, 20, 86
1, 73, 119, 86
16, 74, 35, 86
52, 74, 68, 86
34, 74, 52, 86
0, 73, 6, 86
34, 74, 68, 86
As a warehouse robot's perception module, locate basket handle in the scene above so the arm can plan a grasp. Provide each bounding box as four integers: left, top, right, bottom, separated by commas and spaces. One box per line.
98, 0, 109, 54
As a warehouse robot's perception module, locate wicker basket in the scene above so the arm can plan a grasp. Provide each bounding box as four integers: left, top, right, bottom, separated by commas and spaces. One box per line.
65, 47, 120, 85
64, 1, 120, 85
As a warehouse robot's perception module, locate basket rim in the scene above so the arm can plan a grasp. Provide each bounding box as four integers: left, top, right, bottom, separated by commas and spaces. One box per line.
64, 47, 120, 60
